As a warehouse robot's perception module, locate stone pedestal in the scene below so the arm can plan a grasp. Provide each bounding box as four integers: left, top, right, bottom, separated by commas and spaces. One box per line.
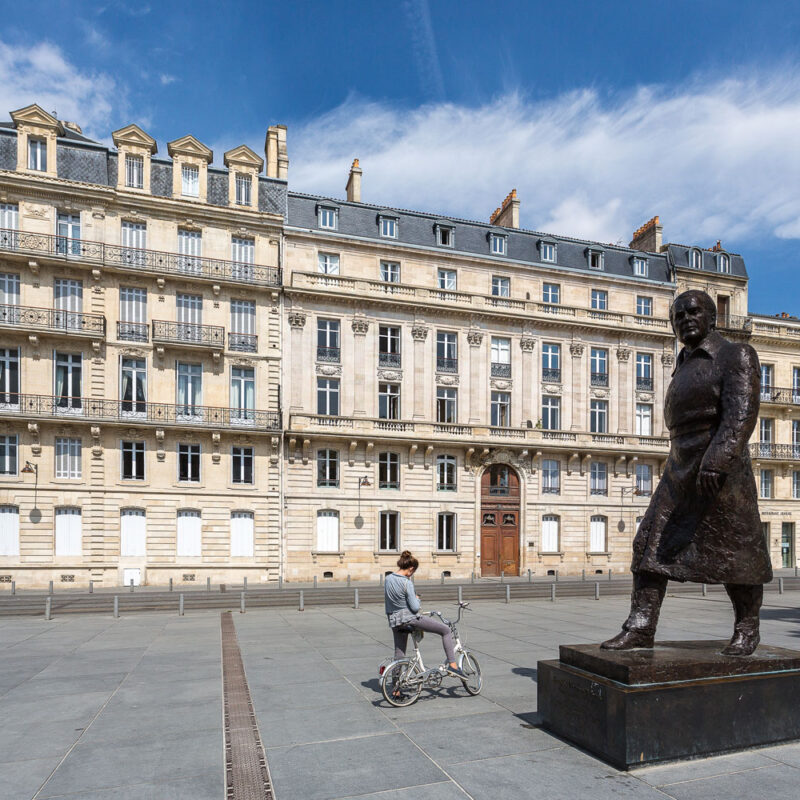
538, 641, 800, 770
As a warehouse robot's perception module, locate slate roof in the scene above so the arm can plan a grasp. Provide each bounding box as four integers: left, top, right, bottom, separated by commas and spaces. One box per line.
665, 243, 748, 279
288, 193, 674, 284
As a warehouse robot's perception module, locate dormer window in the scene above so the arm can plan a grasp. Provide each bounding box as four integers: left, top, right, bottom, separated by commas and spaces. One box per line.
539, 240, 557, 263
113, 124, 158, 194
379, 215, 398, 239
690, 248, 702, 269
317, 206, 338, 230
632, 256, 647, 277
235, 173, 252, 206
125, 155, 144, 189
718, 253, 730, 274
490, 233, 506, 256
587, 248, 604, 270
182, 165, 199, 197
28, 138, 47, 171
435, 224, 454, 247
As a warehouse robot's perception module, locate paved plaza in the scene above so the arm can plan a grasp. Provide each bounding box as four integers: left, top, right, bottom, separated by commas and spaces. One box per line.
2, 590, 800, 799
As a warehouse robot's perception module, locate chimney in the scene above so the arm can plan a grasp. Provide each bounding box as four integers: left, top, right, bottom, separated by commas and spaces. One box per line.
629, 215, 663, 252
490, 189, 519, 228
346, 158, 362, 203
265, 124, 289, 180
711, 240, 723, 252
62, 121, 83, 134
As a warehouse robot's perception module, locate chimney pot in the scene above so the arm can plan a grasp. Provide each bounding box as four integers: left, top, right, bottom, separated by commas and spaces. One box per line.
346, 158, 362, 203
490, 189, 519, 228
265, 124, 289, 180
628, 215, 663, 252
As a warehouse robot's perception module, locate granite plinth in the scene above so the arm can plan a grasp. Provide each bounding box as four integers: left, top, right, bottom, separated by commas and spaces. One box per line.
538, 640, 800, 770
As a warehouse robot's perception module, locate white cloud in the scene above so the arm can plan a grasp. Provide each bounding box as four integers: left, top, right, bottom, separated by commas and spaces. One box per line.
160, 74, 177, 86
288, 73, 800, 249
0, 40, 118, 138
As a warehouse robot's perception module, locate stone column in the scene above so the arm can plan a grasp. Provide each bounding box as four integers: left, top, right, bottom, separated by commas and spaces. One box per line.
352, 316, 370, 416
520, 336, 536, 425
467, 329, 484, 424
658, 351, 674, 436
616, 346, 631, 434
288, 311, 306, 411
411, 324, 429, 419
570, 342, 584, 431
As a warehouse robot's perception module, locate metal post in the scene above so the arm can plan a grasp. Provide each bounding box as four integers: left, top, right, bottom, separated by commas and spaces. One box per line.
779, 577, 785, 595
582, 569, 586, 582
45, 596, 51, 620
48, 580, 53, 595
471, 571, 475, 584
595, 582, 600, 600
240, 592, 246, 613
299, 590, 304, 611
379, 572, 384, 586
243, 576, 247, 591
795, 565, 798, 578
129, 579, 134, 593
314, 575, 318, 589
354, 588, 359, 609
441, 572, 445, 585
89, 580, 93, 594
206, 577, 211, 591
608, 568, 612, 581
505, 584, 510, 604
550, 584, 556, 602
458, 585, 463, 602
279, 575, 283, 590
347, 574, 351, 587
113, 595, 119, 618
527, 569, 531, 582
179, 594, 184, 616
702, 583, 707, 596
11, 580, 15, 595
500, 570, 505, 584
169, 577, 173, 592
555, 569, 559, 583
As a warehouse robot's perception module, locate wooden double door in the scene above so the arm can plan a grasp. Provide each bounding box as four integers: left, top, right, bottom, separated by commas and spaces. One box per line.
480, 465, 520, 577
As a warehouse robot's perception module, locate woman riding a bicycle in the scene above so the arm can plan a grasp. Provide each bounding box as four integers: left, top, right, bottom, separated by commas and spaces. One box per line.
384, 550, 467, 679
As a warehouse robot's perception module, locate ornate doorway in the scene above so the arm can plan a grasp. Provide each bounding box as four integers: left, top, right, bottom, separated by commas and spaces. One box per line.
480, 464, 520, 577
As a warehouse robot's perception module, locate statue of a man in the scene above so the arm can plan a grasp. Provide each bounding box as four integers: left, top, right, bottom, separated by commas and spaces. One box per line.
602, 289, 772, 656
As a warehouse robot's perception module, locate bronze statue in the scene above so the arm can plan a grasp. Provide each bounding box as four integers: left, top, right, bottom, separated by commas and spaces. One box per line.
602, 289, 772, 656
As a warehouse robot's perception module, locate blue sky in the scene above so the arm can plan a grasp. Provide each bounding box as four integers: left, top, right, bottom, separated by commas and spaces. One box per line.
1, 0, 799, 314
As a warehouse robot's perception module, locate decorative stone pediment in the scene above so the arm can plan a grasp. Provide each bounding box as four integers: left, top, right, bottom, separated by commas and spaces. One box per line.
167, 135, 213, 162
112, 124, 157, 153
223, 145, 264, 171
477, 447, 532, 476
10, 104, 63, 133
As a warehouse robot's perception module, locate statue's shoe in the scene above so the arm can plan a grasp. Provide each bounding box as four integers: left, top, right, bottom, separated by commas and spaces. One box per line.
721, 632, 759, 657
600, 630, 654, 650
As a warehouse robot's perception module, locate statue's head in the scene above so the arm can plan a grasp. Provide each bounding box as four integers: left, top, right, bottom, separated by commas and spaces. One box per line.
670, 290, 716, 347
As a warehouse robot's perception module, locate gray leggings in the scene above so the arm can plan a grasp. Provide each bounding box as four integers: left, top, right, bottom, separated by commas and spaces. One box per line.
392, 616, 456, 663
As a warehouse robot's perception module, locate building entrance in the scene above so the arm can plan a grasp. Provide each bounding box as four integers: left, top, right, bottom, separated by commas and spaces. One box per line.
480, 465, 520, 577
782, 522, 795, 568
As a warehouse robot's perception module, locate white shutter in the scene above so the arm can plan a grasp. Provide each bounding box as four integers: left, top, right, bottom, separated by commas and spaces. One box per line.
590, 516, 606, 553
231, 300, 255, 334
177, 510, 201, 557
231, 511, 254, 557
541, 515, 558, 553
55, 508, 81, 556
120, 288, 146, 323
0, 505, 19, 556
177, 294, 202, 325
120, 509, 146, 557
316, 511, 339, 552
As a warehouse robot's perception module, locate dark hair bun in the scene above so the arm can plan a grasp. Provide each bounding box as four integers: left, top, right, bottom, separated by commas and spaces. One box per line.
401, 550, 413, 558
397, 550, 419, 571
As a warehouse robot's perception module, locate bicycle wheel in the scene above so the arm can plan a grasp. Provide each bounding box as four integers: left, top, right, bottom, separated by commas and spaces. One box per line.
459, 650, 482, 695
381, 659, 423, 707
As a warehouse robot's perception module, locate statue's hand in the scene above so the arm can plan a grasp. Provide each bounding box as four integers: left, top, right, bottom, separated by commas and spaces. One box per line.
697, 469, 724, 497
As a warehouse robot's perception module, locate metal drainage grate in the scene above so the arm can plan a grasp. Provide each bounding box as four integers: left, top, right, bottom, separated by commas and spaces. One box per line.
221, 611, 274, 800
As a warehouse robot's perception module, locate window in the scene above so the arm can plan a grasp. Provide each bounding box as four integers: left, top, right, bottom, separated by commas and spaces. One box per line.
119, 287, 147, 341
588, 250, 604, 270
379, 511, 399, 550
436, 331, 458, 372
176, 362, 201, 416
56, 212, 81, 256
794, 367, 800, 403
120, 509, 146, 557
491, 337, 511, 377
121, 441, 145, 480
541, 396, 561, 430
232, 446, 254, 484
317, 319, 340, 362
125, 155, 144, 189
540, 241, 556, 262
379, 216, 398, 238
794, 419, 800, 458
591, 289, 607, 310
436, 455, 457, 491
0, 205, 19, 249
178, 444, 201, 482
316, 510, 339, 552
542, 459, 560, 494
636, 296, 653, 316
590, 400, 608, 433
318, 253, 340, 275
317, 449, 339, 488
55, 508, 81, 556
230, 299, 256, 351
761, 364, 774, 401
231, 237, 255, 279
317, 378, 340, 416
231, 511, 254, 557
0, 435, 17, 475
636, 403, 653, 436
437, 513, 456, 551
492, 276, 510, 297
235, 173, 252, 206
590, 348, 608, 386
0, 505, 20, 557
380, 261, 400, 283
436, 225, 454, 247
632, 257, 648, 277
436, 387, 457, 423
54, 278, 83, 331
589, 516, 607, 552
28, 138, 47, 171
0, 271, 20, 307
691, 249, 702, 269
636, 464, 653, 496
793, 471, 800, 500
636, 353, 653, 390
759, 418, 773, 457
542, 343, 560, 381
718, 253, 730, 273
491, 391, 511, 427
119, 357, 146, 415
177, 510, 201, 557
490, 234, 506, 255
55, 438, 81, 478
541, 515, 559, 552
176, 293, 202, 341
437, 269, 456, 290
379, 383, 401, 419
230, 367, 255, 422
177, 228, 202, 273
760, 469, 773, 499
0, 348, 20, 404
181, 164, 199, 197
542, 283, 561, 305
590, 462, 608, 495
378, 326, 401, 367
318, 206, 337, 229
379, 452, 400, 489
119, 221, 146, 267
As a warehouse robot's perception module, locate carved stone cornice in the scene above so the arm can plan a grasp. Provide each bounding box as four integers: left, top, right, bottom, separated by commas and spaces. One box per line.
288, 311, 306, 328
411, 325, 429, 341
351, 317, 370, 335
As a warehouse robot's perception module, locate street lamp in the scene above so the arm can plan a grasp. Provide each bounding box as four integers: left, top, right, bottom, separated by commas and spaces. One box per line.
21, 460, 39, 508
355, 475, 371, 528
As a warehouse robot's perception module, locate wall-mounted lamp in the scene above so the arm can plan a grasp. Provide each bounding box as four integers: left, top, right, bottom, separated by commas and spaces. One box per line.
21, 460, 39, 508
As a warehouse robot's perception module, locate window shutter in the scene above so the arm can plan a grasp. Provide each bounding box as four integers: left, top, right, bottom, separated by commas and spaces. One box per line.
541, 516, 558, 553
231, 511, 254, 557
316, 511, 339, 552
0, 505, 19, 556
177, 510, 202, 557
120, 509, 146, 557
590, 516, 606, 552
55, 507, 82, 556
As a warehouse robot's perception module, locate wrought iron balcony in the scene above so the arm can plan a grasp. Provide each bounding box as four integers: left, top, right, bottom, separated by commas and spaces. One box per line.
542, 368, 561, 383
0, 393, 280, 431
759, 387, 800, 405
491, 362, 512, 378
229, 332, 258, 352
0, 228, 281, 287
749, 443, 800, 460
718, 314, 752, 331
152, 320, 224, 349
542, 486, 560, 494
437, 482, 457, 492
591, 372, 609, 387
316, 346, 340, 363
117, 321, 148, 342
378, 352, 401, 368
436, 357, 458, 373
0, 303, 105, 337
636, 377, 654, 391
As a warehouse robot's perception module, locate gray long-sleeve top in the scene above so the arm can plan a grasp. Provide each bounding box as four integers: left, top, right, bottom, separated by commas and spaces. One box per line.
384, 572, 420, 617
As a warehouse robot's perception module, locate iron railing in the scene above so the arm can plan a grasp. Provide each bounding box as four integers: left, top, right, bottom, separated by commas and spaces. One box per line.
750, 443, 800, 460
759, 387, 800, 405
436, 357, 458, 373
542, 368, 561, 383
0, 393, 280, 431
0, 303, 105, 336
591, 372, 609, 387
636, 377, 654, 391
117, 321, 148, 342
152, 320, 224, 348
316, 346, 340, 363
229, 332, 258, 352
718, 315, 752, 331
491, 362, 512, 378
0, 228, 281, 287
378, 352, 402, 368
